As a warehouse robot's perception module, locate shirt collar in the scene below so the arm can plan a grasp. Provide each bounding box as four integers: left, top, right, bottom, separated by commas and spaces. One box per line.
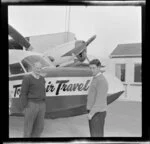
94, 71, 102, 78
31, 72, 40, 79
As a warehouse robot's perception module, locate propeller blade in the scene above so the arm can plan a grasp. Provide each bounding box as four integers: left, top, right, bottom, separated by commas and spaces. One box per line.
8, 24, 32, 50
62, 40, 86, 57
73, 35, 97, 56
85, 55, 90, 63
85, 35, 96, 47
62, 35, 96, 58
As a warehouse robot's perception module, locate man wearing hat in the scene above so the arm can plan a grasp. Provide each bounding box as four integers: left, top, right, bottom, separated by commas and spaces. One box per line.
87, 59, 108, 137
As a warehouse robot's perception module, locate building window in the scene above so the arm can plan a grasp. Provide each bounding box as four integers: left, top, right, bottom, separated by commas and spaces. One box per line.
134, 63, 141, 83
115, 64, 126, 82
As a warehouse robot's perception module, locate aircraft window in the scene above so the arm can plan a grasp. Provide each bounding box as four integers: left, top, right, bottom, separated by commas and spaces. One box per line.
10, 63, 24, 75
134, 63, 141, 83
21, 61, 32, 72
21, 55, 52, 69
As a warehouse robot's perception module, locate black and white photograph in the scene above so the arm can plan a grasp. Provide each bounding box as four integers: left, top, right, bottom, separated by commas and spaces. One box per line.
8, 5, 142, 138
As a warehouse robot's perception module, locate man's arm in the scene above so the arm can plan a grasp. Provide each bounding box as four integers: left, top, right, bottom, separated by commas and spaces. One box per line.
86, 83, 96, 110
19, 76, 29, 110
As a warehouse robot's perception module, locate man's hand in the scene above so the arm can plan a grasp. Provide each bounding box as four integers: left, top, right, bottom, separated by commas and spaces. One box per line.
88, 113, 93, 120
87, 109, 95, 120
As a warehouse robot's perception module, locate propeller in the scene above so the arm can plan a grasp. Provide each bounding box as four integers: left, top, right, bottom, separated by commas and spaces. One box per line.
74, 35, 96, 63
8, 24, 33, 51
74, 35, 96, 56
62, 35, 96, 63
85, 35, 96, 47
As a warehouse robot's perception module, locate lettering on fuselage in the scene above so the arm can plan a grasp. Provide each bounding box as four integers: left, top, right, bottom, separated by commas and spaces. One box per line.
46, 79, 90, 95
13, 84, 21, 97
9, 77, 92, 98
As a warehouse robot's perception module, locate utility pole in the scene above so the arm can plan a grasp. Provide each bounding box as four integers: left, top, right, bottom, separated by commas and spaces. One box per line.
65, 6, 71, 42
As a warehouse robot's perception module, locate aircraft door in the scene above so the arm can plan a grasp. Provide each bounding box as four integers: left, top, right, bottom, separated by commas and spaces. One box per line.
9, 62, 26, 115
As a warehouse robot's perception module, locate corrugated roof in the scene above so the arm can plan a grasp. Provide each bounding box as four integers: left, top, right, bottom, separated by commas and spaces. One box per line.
110, 43, 141, 57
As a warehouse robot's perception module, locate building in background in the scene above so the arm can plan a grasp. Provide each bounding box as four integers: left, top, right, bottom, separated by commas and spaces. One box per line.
108, 43, 141, 101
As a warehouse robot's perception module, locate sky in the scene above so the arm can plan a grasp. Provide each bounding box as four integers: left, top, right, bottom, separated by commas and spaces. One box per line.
8, 6, 141, 58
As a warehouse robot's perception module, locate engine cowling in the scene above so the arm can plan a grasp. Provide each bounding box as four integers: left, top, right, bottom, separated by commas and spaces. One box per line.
76, 49, 87, 62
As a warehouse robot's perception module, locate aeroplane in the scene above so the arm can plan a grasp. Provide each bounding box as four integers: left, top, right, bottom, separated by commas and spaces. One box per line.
9, 24, 124, 119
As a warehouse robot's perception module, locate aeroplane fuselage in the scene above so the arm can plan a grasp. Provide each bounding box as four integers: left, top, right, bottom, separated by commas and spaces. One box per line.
9, 60, 124, 119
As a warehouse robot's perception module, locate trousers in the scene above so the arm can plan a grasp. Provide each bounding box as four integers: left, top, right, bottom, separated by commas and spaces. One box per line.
88, 111, 106, 137
23, 101, 46, 137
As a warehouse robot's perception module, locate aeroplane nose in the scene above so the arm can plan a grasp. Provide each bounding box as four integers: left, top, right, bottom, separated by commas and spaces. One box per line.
103, 72, 125, 104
